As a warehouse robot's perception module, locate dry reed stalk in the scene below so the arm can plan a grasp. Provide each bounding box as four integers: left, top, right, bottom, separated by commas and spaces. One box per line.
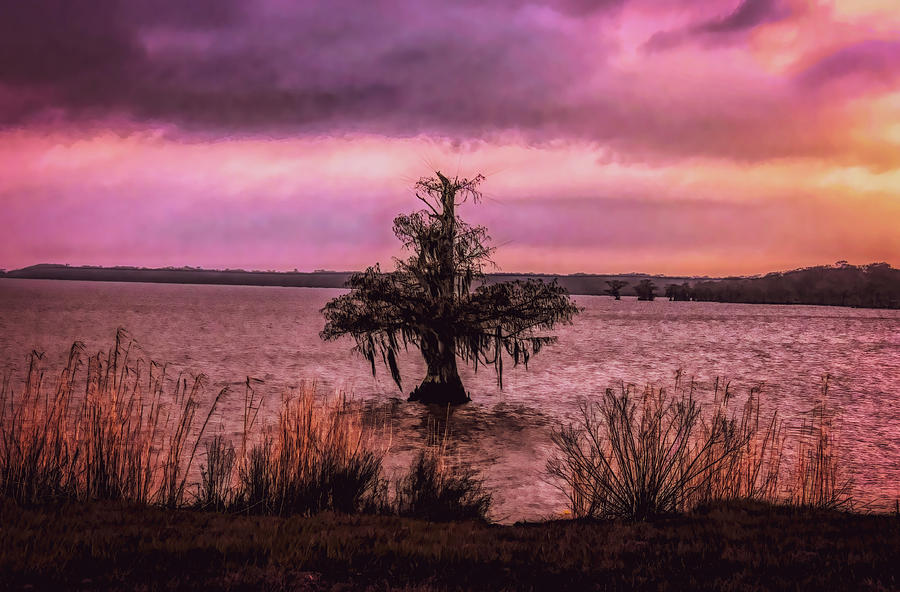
689, 380, 785, 505
547, 372, 844, 520
788, 375, 853, 510
1, 334, 386, 517
233, 383, 386, 515
1, 332, 223, 507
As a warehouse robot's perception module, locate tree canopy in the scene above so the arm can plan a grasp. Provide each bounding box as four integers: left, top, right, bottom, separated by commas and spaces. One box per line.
634, 279, 657, 301
604, 280, 628, 300
321, 172, 580, 404
689, 262, 899, 308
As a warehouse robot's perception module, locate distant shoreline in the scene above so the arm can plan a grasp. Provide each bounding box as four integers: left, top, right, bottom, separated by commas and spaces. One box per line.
0, 264, 702, 297
2, 262, 897, 308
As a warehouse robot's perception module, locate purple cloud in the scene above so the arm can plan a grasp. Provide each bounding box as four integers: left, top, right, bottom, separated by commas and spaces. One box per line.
700, 0, 782, 33
0, 0, 601, 134
644, 0, 788, 52
796, 40, 900, 90
0, 0, 893, 169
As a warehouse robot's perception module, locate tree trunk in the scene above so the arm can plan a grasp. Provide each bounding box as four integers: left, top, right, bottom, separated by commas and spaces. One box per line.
408, 332, 469, 405
408, 174, 469, 405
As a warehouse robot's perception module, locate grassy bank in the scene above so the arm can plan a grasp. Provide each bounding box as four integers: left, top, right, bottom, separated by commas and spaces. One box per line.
2, 497, 899, 591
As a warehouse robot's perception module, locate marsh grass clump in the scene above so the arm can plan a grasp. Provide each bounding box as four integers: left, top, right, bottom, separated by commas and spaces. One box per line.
548, 375, 751, 520
548, 372, 853, 520
232, 386, 387, 516
0, 332, 389, 517
2, 331, 858, 525
0, 330, 221, 507
197, 435, 236, 512
0, 332, 494, 522
394, 415, 492, 521
395, 448, 493, 522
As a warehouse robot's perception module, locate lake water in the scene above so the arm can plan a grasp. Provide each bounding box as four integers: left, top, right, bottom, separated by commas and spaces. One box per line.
1, 278, 898, 520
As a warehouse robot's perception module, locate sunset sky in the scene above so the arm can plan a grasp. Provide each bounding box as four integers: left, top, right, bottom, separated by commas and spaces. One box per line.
1, 0, 898, 276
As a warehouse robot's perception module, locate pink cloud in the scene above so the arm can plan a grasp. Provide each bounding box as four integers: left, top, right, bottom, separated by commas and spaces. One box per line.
0, 1, 898, 274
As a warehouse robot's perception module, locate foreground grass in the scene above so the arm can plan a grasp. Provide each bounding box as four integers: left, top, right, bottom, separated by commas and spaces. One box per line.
1, 333, 494, 522
2, 498, 898, 591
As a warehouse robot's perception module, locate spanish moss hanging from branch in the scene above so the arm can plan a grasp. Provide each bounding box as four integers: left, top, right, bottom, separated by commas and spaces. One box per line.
321, 172, 580, 404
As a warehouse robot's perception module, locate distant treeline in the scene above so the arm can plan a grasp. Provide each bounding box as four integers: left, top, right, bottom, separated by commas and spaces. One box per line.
3, 262, 897, 308
1, 264, 353, 289
1, 264, 704, 297
664, 263, 899, 309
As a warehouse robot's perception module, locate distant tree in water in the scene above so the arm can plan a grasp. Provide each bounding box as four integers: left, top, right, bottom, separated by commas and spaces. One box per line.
604, 280, 628, 300
690, 262, 899, 309
635, 279, 657, 301
320, 172, 580, 404
665, 283, 692, 301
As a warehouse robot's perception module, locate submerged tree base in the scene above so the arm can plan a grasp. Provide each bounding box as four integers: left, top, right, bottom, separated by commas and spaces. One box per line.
408, 377, 471, 405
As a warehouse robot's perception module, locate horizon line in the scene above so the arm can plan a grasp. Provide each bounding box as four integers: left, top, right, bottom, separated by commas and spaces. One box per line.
4, 260, 895, 281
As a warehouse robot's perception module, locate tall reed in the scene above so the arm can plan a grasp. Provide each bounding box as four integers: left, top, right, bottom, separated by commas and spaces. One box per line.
789, 375, 852, 510
689, 380, 785, 505
232, 385, 387, 515
548, 372, 850, 520
0, 330, 221, 506
0, 333, 386, 515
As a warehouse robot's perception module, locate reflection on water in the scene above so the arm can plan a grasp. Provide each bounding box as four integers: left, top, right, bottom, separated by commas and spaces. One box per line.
1, 279, 898, 521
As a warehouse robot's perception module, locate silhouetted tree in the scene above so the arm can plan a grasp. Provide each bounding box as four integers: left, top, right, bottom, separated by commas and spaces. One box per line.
665, 282, 692, 301
604, 280, 628, 300
321, 172, 580, 404
635, 279, 657, 301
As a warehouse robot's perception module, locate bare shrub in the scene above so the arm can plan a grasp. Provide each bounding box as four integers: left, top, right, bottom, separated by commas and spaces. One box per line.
548, 373, 854, 520
547, 374, 786, 520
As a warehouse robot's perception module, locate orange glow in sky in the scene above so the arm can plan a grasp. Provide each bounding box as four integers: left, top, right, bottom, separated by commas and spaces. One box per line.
1, 0, 897, 275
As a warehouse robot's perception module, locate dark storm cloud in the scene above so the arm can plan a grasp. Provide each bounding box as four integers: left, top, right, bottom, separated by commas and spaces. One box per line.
552, 0, 625, 16
699, 0, 781, 33
0, 0, 136, 84
0, 0, 241, 82
0, 0, 604, 133
0, 0, 891, 168
644, 0, 787, 52
0, 0, 245, 124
